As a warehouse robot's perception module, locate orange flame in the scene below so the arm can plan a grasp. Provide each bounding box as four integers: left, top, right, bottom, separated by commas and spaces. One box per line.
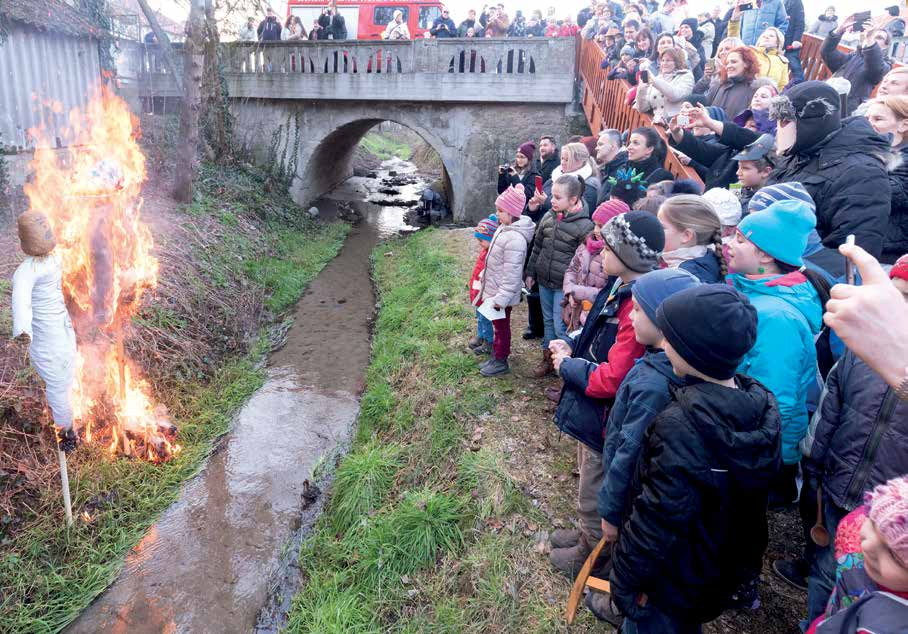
24, 85, 177, 462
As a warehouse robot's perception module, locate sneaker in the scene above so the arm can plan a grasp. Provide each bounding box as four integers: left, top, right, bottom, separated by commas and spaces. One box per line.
728, 576, 761, 610
585, 591, 624, 627
468, 336, 482, 349
549, 528, 581, 549
480, 358, 510, 377
473, 341, 492, 356
772, 558, 809, 591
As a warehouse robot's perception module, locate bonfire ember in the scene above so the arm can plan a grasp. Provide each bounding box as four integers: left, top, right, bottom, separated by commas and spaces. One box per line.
23, 86, 179, 462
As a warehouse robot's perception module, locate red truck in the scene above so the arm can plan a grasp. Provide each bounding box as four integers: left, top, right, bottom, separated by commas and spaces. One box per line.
287, 0, 447, 40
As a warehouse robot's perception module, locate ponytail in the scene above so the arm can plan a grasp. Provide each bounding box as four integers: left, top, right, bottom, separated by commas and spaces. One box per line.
775, 261, 832, 311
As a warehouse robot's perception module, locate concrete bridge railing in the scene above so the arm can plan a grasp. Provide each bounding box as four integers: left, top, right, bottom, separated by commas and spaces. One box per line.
132, 38, 577, 103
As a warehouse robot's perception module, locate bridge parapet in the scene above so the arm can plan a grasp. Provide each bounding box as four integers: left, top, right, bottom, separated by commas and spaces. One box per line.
134, 38, 577, 103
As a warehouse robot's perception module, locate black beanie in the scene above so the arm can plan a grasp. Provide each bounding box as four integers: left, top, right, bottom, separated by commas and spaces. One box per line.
769, 81, 841, 155
655, 285, 757, 380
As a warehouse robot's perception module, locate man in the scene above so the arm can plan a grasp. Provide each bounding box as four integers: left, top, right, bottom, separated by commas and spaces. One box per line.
328, 3, 347, 40
595, 129, 628, 206
648, 0, 677, 35
431, 7, 457, 38
822, 14, 892, 115
783, 0, 806, 82
623, 19, 639, 49
258, 7, 282, 41
238, 16, 257, 41
537, 135, 560, 184
458, 9, 479, 37
734, 0, 787, 47
486, 4, 510, 37
768, 81, 891, 258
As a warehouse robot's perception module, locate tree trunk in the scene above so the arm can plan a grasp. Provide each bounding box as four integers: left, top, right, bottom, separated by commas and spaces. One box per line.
201, 0, 230, 159
134, 0, 183, 93
172, 1, 207, 203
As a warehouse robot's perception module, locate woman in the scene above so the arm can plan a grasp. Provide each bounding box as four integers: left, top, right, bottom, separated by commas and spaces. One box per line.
527, 142, 600, 219
866, 95, 908, 263
650, 33, 678, 67
283, 16, 307, 41
809, 6, 838, 38
733, 80, 778, 134
634, 48, 695, 123
693, 36, 745, 95
706, 46, 760, 120
626, 127, 673, 184
498, 142, 541, 209
635, 28, 654, 59
751, 27, 789, 91
382, 9, 410, 40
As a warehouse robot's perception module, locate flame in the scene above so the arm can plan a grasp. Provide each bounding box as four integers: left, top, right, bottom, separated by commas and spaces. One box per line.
24, 85, 177, 462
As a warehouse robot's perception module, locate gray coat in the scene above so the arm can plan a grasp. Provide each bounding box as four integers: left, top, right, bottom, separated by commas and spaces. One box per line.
526, 209, 595, 289
476, 216, 536, 308
706, 75, 757, 120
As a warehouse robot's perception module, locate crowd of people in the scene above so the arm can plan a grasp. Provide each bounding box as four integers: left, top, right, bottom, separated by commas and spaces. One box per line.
467, 3, 908, 633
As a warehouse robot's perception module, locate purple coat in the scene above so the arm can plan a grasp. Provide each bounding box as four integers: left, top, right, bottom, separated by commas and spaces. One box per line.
561, 241, 609, 331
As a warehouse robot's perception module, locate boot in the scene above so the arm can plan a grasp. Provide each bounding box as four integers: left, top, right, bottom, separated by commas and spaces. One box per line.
522, 327, 542, 340
772, 558, 808, 591
585, 591, 624, 627
549, 533, 595, 578
532, 349, 554, 378
468, 336, 482, 350
473, 341, 492, 356
480, 357, 510, 377
549, 528, 581, 549
544, 385, 562, 402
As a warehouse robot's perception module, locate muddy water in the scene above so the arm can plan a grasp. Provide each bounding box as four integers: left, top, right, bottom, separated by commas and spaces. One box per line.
66, 160, 425, 634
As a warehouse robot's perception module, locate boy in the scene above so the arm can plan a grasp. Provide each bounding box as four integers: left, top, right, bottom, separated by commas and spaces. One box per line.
732, 134, 775, 210
608, 285, 782, 632
468, 215, 499, 357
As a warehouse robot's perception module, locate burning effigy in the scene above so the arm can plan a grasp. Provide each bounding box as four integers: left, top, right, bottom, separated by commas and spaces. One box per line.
18, 85, 179, 462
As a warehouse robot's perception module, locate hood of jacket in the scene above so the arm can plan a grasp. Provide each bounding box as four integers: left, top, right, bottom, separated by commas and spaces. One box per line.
501, 215, 536, 243
729, 273, 823, 334
677, 375, 781, 489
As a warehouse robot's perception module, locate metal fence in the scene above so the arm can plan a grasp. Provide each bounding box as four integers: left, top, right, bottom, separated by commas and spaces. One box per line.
0, 22, 101, 151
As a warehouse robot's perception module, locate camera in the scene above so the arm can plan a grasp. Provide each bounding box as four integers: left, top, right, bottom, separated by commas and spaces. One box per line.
499, 164, 510, 174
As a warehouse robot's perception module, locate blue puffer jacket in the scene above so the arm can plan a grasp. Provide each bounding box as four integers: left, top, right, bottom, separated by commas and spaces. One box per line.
598, 350, 683, 527
730, 272, 823, 464
737, 0, 788, 46
678, 252, 724, 284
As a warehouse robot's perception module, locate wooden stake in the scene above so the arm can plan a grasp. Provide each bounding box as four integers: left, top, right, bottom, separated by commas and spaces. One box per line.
58, 450, 73, 527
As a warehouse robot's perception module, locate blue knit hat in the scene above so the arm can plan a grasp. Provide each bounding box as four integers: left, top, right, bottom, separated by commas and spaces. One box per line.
747, 182, 815, 215
474, 214, 499, 242
737, 199, 816, 267
632, 268, 701, 324
706, 106, 727, 123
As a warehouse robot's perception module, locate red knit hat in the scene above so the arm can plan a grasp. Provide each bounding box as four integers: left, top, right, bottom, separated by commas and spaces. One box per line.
592, 199, 630, 225
495, 184, 526, 218
890, 254, 908, 282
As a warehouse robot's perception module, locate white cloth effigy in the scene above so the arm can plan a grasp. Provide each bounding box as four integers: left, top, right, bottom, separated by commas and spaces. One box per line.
12, 254, 77, 429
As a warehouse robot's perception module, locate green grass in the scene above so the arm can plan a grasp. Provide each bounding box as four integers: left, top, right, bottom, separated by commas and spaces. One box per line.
359, 132, 413, 161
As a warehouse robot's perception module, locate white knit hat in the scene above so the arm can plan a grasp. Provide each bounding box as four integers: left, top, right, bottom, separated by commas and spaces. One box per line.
703, 188, 742, 227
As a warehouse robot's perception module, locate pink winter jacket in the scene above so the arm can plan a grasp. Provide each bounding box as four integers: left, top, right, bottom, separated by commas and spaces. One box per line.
475, 216, 536, 309
561, 241, 609, 331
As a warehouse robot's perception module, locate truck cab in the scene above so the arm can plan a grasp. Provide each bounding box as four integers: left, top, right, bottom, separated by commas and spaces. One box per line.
287, 0, 445, 40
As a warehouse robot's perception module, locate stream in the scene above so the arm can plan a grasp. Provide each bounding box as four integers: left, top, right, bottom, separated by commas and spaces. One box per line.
66, 159, 428, 634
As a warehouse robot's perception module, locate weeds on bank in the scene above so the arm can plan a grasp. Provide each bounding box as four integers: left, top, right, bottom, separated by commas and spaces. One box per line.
285, 230, 580, 633
359, 133, 413, 162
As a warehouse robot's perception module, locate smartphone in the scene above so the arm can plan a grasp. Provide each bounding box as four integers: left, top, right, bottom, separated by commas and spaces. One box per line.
854, 11, 871, 32
535, 175, 544, 192
677, 114, 690, 128
738, 2, 753, 11
845, 234, 856, 285
639, 69, 649, 83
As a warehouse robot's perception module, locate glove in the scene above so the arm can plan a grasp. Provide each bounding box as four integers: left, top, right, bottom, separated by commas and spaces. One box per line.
56, 427, 78, 454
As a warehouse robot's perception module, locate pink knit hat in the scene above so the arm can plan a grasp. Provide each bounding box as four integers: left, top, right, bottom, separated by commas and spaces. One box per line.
496, 184, 526, 218
592, 199, 630, 225
867, 475, 908, 567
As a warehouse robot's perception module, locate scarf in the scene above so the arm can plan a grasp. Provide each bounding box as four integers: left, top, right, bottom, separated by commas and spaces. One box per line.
550, 162, 594, 183
661, 244, 709, 268
586, 234, 605, 254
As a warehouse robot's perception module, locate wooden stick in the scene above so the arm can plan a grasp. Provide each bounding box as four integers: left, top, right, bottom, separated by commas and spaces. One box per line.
565, 536, 610, 624
58, 450, 73, 527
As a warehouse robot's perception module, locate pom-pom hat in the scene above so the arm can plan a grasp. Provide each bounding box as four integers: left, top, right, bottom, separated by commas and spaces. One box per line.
495, 185, 526, 218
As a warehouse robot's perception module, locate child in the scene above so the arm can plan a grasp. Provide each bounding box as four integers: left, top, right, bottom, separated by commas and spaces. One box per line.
805, 475, 908, 634
608, 168, 649, 210
607, 45, 639, 82
474, 186, 535, 377
561, 200, 629, 333
656, 194, 727, 283
702, 187, 743, 245
546, 211, 665, 576
609, 284, 782, 632
732, 133, 775, 210
525, 175, 595, 378
586, 268, 701, 623
468, 215, 499, 357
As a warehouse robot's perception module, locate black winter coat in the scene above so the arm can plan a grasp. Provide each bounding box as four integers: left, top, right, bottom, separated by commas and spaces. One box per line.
330, 13, 347, 39
526, 209, 595, 289
784, 0, 805, 48
768, 117, 891, 258
498, 167, 541, 212
610, 376, 782, 623
538, 155, 560, 185
801, 350, 908, 512
628, 154, 673, 186
596, 151, 630, 206
822, 32, 891, 115
671, 124, 760, 190
884, 143, 908, 263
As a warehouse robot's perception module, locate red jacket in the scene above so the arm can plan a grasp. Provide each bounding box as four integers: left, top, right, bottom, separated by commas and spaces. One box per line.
585, 296, 645, 399
469, 248, 488, 304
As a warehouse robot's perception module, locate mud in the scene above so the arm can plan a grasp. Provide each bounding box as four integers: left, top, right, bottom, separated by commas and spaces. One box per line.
65, 160, 424, 634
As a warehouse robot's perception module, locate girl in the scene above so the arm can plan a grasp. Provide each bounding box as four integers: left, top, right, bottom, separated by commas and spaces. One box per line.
657, 194, 727, 283
526, 175, 594, 378
733, 81, 779, 134
562, 200, 630, 333
468, 215, 499, 357
727, 199, 828, 506
865, 95, 908, 263
626, 127, 673, 184
474, 186, 536, 377
751, 27, 790, 91
706, 46, 760, 120
634, 48, 695, 123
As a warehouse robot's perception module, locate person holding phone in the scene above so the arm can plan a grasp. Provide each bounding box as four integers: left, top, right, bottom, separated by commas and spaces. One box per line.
728, 0, 788, 47
497, 142, 540, 211
821, 12, 892, 114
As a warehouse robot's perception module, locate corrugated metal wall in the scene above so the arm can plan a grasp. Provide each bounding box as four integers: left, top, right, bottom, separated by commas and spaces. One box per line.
0, 21, 101, 150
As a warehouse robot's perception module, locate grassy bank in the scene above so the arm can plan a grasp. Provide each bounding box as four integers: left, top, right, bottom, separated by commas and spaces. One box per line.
0, 164, 349, 632
359, 132, 413, 162
284, 229, 594, 633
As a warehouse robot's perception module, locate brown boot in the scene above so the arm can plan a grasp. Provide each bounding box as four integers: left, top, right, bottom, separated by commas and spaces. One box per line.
532, 349, 554, 378
549, 533, 594, 578
585, 591, 624, 627
544, 384, 562, 402
549, 528, 581, 549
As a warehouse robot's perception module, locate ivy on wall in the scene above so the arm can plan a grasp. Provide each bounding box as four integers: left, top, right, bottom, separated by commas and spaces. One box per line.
79, 0, 116, 75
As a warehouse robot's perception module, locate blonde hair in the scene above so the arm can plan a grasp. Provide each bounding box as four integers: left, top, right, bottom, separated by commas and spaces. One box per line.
658, 194, 727, 276
874, 94, 908, 121
759, 27, 784, 50
562, 142, 598, 175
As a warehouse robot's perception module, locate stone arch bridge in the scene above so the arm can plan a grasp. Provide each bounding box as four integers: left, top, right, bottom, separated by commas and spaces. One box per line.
131, 38, 578, 222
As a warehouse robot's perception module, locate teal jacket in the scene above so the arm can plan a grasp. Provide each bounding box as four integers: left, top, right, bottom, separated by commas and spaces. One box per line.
730, 272, 822, 464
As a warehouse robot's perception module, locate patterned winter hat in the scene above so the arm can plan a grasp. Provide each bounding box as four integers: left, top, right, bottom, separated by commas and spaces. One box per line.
866, 475, 908, 568
495, 184, 526, 218
747, 181, 816, 215
603, 211, 665, 273
474, 214, 499, 242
